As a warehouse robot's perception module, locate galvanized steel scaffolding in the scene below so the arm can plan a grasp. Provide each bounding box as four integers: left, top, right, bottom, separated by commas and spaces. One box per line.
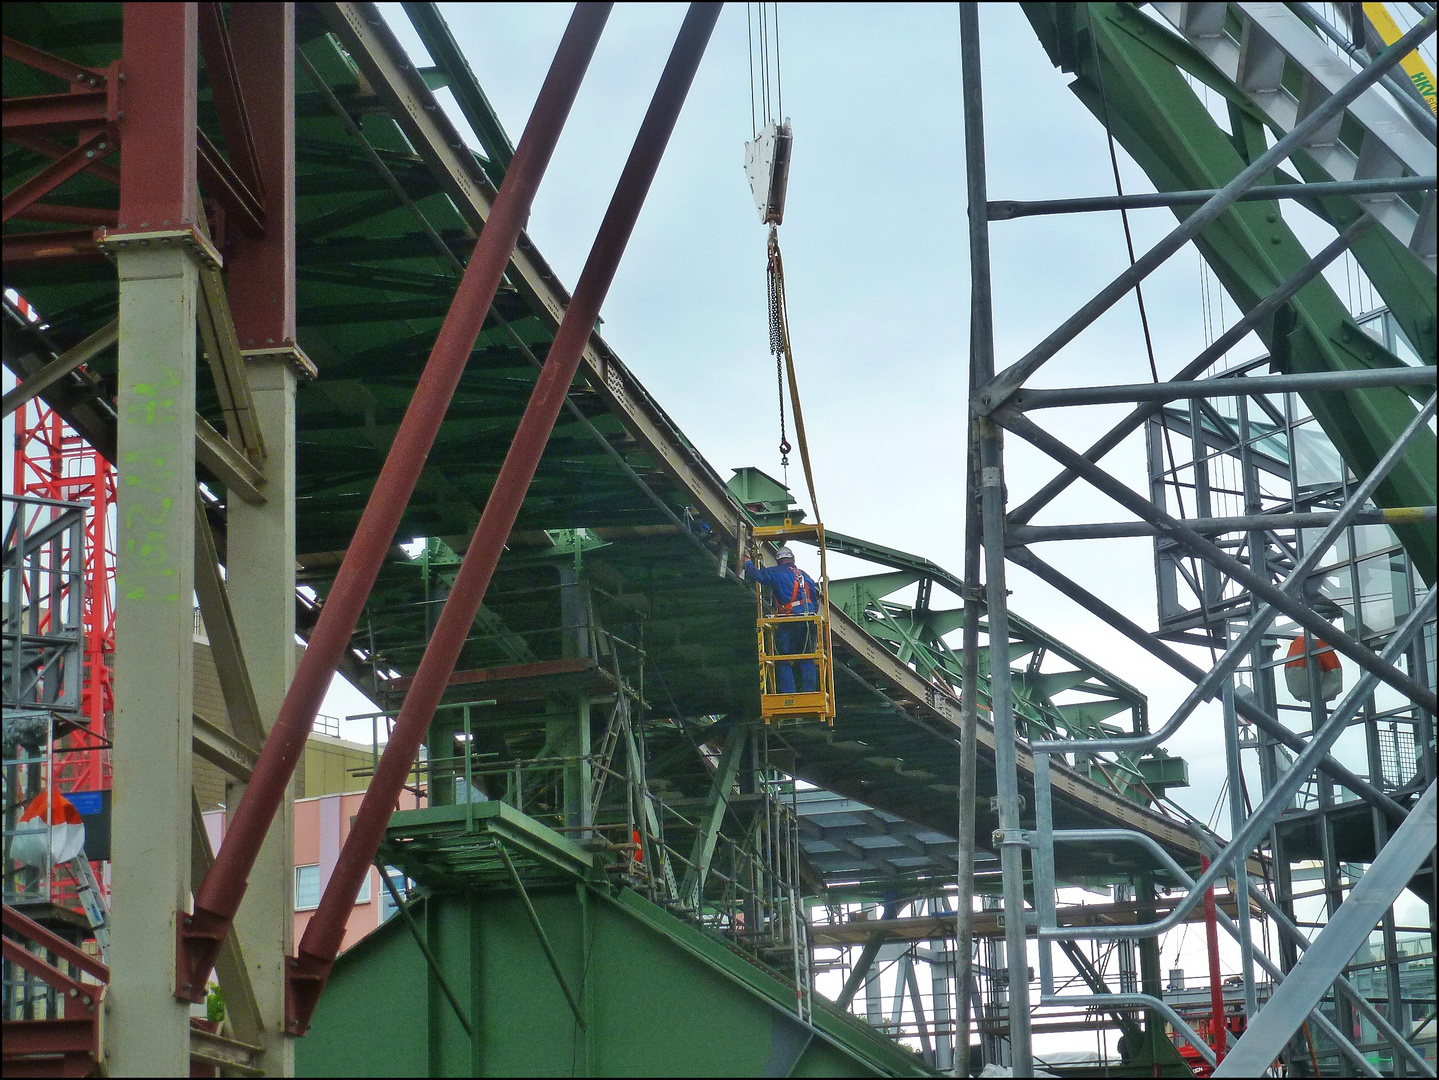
959, 3, 1436, 1077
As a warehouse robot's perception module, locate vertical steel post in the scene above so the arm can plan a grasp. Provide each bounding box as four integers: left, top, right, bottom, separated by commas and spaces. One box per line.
953, 300, 984, 1080
218, 6, 302, 1068
288, 2, 723, 1029
182, 3, 612, 989
114, 4, 200, 234
1221, 681, 1258, 1022
932, 935, 954, 1073
959, 5, 1031, 1074
106, 5, 200, 1073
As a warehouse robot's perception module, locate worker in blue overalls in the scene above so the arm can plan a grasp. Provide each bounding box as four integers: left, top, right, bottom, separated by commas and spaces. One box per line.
744, 546, 821, 694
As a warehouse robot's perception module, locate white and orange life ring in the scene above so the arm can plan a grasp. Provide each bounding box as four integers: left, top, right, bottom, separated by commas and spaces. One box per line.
1284, 637, 1343, 702
10, 790, 86, 868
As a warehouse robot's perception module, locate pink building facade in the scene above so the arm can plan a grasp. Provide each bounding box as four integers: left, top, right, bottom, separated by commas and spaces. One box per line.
202, 787, 418, 954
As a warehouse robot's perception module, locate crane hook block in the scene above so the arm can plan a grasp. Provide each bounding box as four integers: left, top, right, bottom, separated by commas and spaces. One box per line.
744, 119, 793, 226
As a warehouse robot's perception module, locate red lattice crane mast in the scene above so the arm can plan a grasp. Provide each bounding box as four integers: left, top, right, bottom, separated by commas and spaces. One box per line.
10, 297, 116, 797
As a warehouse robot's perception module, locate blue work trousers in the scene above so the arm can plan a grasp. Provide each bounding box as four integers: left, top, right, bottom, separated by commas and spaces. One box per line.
774, 619, 818, 694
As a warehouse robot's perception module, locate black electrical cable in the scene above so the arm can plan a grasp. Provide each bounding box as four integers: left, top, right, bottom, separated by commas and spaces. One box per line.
1084, 8, 1220, 660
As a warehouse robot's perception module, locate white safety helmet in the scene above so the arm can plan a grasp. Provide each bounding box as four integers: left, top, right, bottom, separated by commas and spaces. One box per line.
775, 546, 796, 562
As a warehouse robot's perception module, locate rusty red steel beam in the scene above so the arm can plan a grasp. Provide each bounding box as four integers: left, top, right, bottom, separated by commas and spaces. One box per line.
197, 128, 265, 235
178, 2, 614, 1004
226, 1, 297, 349
1, 228, 106, 267
7, 118, 263, 239
2, 35, 109, 89
2, 903, 111, 984
2, 129, 116, 223
286, 1, 723, 1035
8, 204, 119, 227
2, 31, 118, 139
2, 91, 111, 134
1, 1017, 102, 1078
115, 2, 199, 233
0, 940, 101, 1019
197, 1, 266, 209
5, 131, 122, 185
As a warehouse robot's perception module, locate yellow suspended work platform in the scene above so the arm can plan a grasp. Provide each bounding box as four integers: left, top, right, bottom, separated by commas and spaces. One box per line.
752, 519, 835, 725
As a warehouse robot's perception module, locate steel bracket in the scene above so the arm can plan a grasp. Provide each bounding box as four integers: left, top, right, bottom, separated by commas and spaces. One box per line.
174, 907, 228, 1005
283, 952, 333, 1037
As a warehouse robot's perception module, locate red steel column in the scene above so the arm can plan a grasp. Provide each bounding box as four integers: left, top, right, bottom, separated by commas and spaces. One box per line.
181, 2, 612, 993
226, 2, 295, 349
290, 3, 723, 1026
1201, 855, 1227, 1064
115, 3, 198, 232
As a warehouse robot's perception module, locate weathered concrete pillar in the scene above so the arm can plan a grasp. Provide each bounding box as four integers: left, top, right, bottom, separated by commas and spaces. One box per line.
227, 353, 301, 1074
108, 241, 200, 1076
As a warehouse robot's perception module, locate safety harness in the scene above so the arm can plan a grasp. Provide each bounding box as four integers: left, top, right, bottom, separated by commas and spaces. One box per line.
776, 569, 816, 615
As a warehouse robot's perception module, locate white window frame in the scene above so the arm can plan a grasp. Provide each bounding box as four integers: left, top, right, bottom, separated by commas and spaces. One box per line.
294, 864, 320, 911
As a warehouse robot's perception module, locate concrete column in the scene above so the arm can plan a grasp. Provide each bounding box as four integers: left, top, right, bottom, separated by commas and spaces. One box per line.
226, 354, 299, 1074
108, 244, 200, 1076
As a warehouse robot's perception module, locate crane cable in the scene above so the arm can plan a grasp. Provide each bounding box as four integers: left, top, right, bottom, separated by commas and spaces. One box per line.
748, 4, 812, 516
768, 228, 791, 471
767, 227, 821, 525
746, 3, 782, 139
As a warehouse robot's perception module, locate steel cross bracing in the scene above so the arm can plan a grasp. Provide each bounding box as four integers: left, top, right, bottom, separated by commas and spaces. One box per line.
1135, 310, 1438, 1073
9, 1, 1429, 1074
3, 0, 1228, 870
1151, 1, 1436, 270
964, 3, 1436, 1078
1014, 4, 1437, 585
0, 7, 1254, 1074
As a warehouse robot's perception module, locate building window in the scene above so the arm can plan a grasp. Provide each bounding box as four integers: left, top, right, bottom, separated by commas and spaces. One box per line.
295, 864, 373, 910
294, 864, 320, 911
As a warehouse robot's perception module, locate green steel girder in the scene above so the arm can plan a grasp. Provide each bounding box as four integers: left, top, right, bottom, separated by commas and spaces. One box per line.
1046, 3, 1437, 361
825, 529, 1150, 726
378, 800, 600, 893
299, 886, 935, 1077
1024, 2, 1437, 585
826, 559, 1157, 801
398, 2, 515, 184
678, 722, 748, 910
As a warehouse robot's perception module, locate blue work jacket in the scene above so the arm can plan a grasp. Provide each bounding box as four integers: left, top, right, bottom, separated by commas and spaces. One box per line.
744, 560, 821, 615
